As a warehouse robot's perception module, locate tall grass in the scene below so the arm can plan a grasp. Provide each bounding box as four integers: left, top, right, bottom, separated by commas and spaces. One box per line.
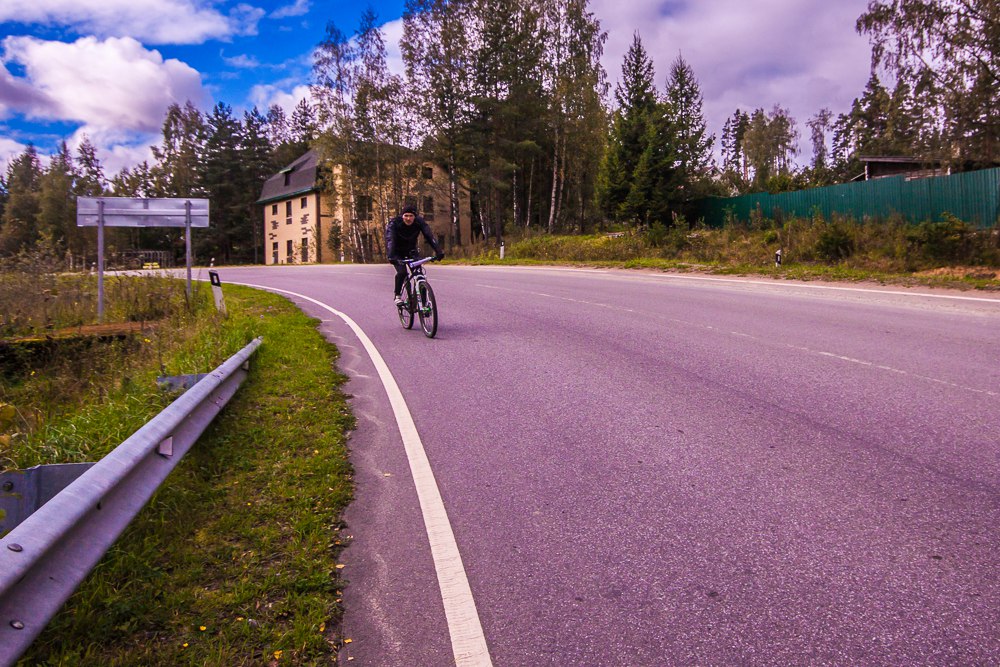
477, 214, 1000, 287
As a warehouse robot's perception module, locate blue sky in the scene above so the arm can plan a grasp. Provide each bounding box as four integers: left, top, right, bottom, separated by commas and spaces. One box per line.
0, 0, 875, 175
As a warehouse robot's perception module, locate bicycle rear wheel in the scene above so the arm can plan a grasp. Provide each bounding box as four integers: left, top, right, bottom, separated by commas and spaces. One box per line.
417, 280, 438, 338
398, 283, 415, 329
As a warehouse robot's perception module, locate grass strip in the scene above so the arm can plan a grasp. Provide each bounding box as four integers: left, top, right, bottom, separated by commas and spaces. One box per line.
17, 284, 355, 666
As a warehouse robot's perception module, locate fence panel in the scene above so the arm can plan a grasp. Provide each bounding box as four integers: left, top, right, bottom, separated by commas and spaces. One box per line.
695, 167, 1000, 228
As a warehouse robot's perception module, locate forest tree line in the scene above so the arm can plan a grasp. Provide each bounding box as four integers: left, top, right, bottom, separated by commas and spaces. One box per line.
0, 0, 996, 264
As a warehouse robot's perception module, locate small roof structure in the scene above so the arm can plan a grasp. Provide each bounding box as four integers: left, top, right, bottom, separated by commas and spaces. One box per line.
857, 155, 949, 180
257, 150, 320, 205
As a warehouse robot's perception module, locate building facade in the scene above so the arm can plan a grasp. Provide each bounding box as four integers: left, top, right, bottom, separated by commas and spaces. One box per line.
256, 150, 472, 265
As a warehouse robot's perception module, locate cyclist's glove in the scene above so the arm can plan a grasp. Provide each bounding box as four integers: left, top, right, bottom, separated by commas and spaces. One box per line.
435, 252, 445, 261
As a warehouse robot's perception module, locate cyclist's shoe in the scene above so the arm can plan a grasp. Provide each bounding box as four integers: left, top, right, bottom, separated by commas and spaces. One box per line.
394, 294, 405, 308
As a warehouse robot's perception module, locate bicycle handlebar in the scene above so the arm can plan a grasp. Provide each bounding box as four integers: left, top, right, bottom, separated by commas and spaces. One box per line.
405, 256, 437, 268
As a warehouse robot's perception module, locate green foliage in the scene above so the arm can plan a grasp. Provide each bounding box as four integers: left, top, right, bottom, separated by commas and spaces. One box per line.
905, 213, 975, 262
858, 0, 1000, 166
813, 223, 856, 261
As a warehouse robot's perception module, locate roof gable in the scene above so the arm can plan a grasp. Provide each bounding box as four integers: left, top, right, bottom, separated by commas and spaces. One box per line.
257, 150, 320, 204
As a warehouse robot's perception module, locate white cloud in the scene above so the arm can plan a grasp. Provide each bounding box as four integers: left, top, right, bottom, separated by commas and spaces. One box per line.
270, 0, 310, 20
0, 0, 262, 45
1, 35, 207, 135
249, 82, 312, 115
222, 52, 261, 69
60, 126, 157, 177
592, 0, 874, 161
382, 18, 406, 79
0, 136, 28, 170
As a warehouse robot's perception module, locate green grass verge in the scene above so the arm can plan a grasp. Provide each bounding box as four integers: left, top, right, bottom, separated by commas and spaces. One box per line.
17, 285, 355, 666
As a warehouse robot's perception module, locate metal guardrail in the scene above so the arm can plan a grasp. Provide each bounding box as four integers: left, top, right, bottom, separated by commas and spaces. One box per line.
0, 337, 263, 665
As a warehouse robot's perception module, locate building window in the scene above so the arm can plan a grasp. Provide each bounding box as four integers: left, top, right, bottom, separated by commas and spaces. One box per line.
286, 239, 293, 262
285, 201, 292, 217
422, 166, 433, 179
301, 197, 308, 209
355, 195, 372, 221
302, 237, 309, 262
271, 204, 278, 215
404, 164, 417, 178
423, 196, 434, 221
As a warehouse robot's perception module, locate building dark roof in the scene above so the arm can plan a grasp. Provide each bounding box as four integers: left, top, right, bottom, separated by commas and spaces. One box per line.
257, 150, 320, 205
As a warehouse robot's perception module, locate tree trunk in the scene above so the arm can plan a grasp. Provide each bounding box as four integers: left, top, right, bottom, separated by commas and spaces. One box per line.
548, 126, 561, 233
526, 158, 534, 228
449, 143, 461, 246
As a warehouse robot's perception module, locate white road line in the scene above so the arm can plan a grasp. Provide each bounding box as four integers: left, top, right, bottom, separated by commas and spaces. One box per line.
231, 282, 493, 667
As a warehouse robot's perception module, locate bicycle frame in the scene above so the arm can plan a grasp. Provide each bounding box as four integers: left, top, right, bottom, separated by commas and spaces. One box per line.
398, 256, 439, 337
403, 257, 434, 311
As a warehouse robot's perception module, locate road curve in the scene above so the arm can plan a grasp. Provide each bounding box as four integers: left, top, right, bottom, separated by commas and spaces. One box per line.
204, 264, 1000, 666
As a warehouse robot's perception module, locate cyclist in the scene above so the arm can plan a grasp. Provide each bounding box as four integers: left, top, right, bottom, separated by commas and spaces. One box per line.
386, 204, 445, 307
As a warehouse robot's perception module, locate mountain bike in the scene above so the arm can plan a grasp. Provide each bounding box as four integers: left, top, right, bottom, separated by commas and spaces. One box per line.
397, 256, 439, 338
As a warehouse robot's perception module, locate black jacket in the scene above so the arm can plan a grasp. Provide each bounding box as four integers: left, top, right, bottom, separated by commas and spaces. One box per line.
385, 215, 443, 261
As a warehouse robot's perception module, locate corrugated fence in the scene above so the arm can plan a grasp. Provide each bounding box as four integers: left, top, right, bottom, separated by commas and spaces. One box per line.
694, 167, 1000, 229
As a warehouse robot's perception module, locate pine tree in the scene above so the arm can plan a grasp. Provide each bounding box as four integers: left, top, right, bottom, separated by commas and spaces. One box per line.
663, 53, 713, 216
596, 32, 656, 222
242, 107, 273, 264
75, 136, 106, 197
720, 109, 750, 192
622, 102, 677, 226
0, 145, 42, 254
151, 101, 205, 197
37, 142, 76, 254
200, 102, 246, 263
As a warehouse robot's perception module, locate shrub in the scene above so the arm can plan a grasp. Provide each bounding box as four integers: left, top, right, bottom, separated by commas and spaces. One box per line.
814, 223, 855, 261
906, 214, 974, 262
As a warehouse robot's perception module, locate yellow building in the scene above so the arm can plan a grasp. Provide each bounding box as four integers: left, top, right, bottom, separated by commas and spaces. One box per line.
256, 149, 471, 265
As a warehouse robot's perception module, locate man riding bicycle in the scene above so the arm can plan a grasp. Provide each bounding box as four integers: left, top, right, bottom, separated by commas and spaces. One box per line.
386, 204, 445, 307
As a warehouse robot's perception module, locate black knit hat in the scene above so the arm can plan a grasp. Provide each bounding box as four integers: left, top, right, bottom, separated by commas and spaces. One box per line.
401, 204, 418, 215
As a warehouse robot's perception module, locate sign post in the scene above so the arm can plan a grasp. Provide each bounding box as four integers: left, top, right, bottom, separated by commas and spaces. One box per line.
77, 197, 210, 319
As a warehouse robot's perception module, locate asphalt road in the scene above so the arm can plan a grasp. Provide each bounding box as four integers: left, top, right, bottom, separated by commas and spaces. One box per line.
207, 264, 1000, 666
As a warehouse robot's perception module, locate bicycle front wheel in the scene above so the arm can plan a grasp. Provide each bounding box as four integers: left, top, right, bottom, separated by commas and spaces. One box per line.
417, 280, 438, 338
398, 283, 415, 329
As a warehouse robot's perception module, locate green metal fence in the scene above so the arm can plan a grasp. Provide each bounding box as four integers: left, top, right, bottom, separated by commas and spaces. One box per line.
694, 167, 1000, 229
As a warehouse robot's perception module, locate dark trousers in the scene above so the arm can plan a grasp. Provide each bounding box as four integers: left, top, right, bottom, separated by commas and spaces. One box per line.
392, 261, 408, 296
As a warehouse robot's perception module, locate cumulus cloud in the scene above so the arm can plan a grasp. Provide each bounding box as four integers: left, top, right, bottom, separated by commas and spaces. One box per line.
593, 0, 874, 159
0, 35, 207, 135
65, 126, 158, 177
0, 135, 28, 170
382, 18, 406, 78
222, 52, 261, 69
0, 0, 262, 45
270, 0, 310, 20
249, 82, 312, 114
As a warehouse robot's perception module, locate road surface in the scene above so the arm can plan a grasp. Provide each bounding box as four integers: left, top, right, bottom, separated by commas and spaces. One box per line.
206, 264, 1000, 666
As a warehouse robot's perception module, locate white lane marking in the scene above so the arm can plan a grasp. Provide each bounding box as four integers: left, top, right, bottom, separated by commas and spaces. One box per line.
474, 282, 998, 398
231, 282, 493, 667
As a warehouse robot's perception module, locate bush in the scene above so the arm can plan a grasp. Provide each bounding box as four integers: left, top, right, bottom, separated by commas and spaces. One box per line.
813, 224, 855, 261
906, 214, 974, 262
